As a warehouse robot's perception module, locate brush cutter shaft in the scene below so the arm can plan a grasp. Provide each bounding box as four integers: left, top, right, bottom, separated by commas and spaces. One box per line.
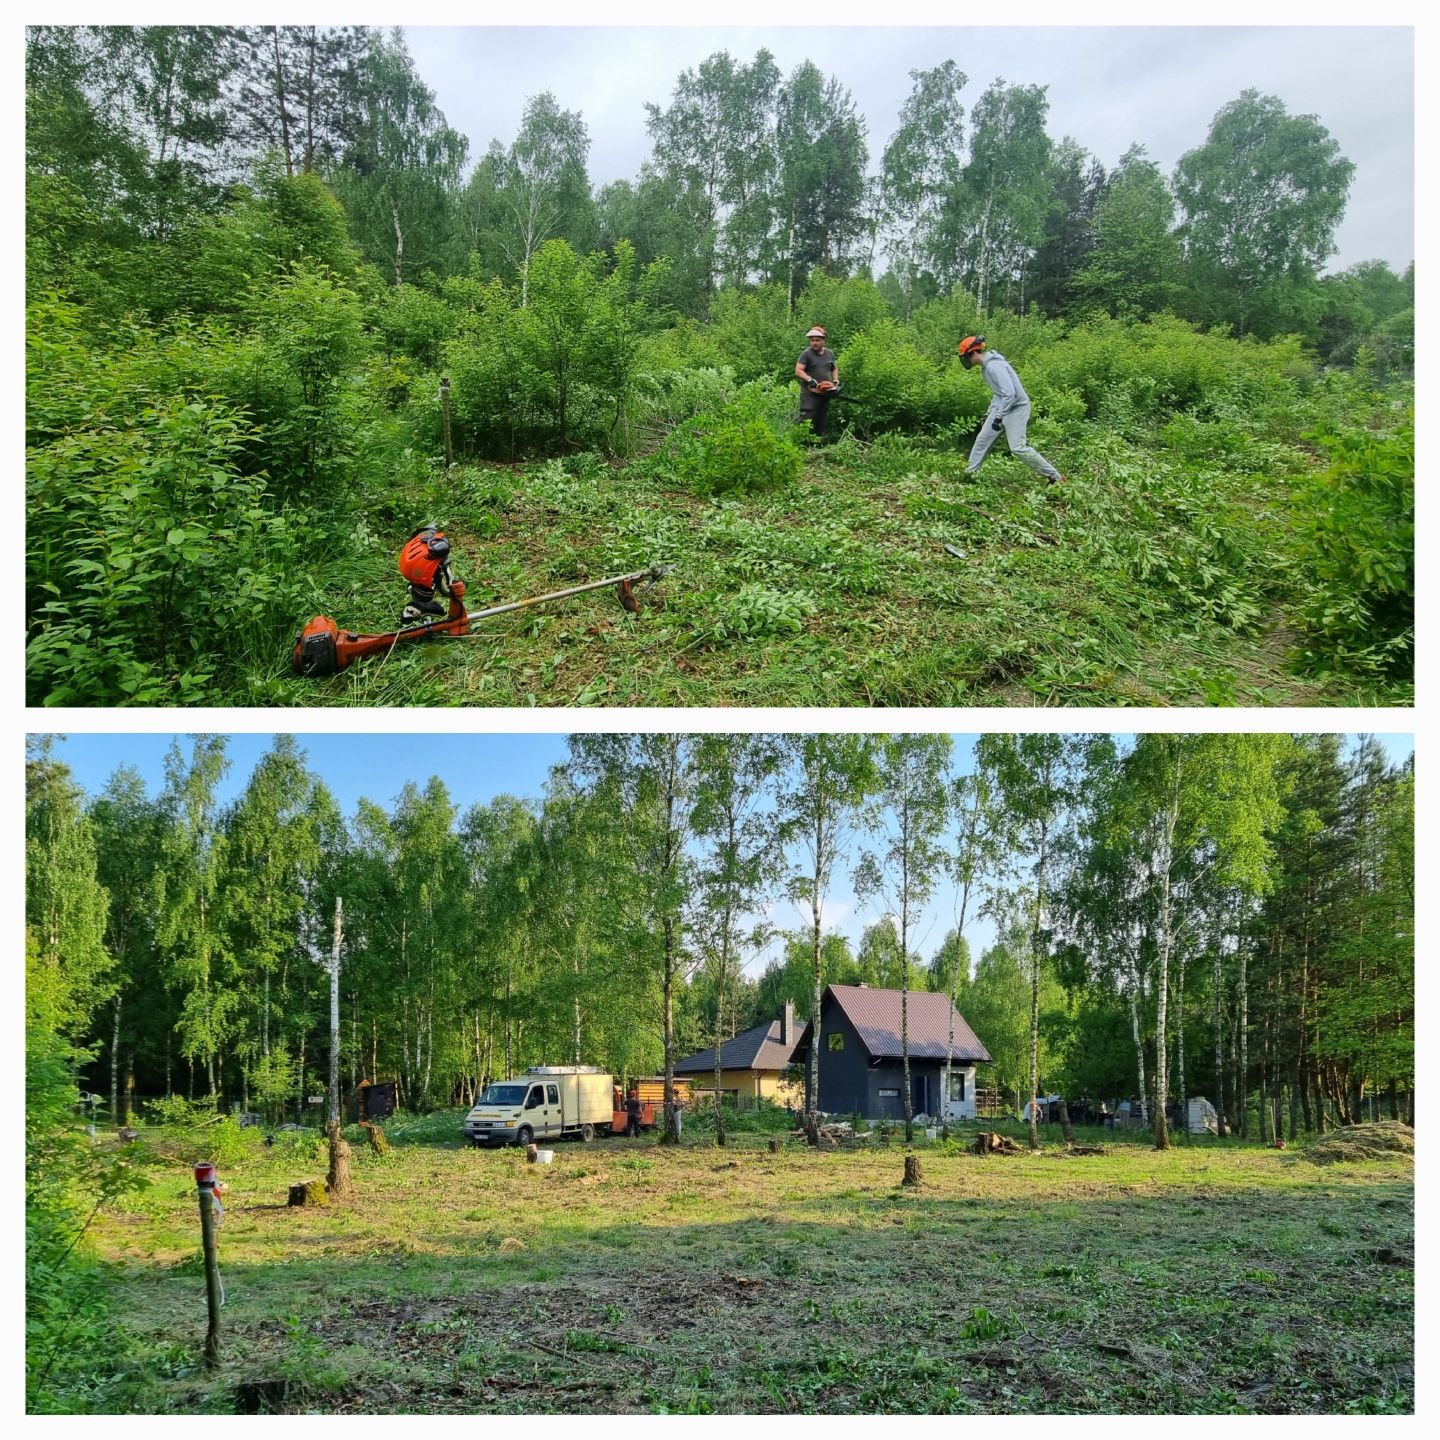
463, 565, 669, 623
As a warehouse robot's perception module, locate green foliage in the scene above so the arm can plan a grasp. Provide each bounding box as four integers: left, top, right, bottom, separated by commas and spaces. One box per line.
27, 305, 309, 705
708, 583, 818, 641
837, 320, 977, 437
1295, 418, 1413, 675
665, 386, 804, 497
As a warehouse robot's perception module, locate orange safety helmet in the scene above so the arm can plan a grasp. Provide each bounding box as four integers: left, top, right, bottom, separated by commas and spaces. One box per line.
399, 525, 451, 588
957, 334, 986, 357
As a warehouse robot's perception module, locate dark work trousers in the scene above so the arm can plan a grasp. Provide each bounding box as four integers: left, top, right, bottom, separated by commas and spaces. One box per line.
798, 392, 832, 438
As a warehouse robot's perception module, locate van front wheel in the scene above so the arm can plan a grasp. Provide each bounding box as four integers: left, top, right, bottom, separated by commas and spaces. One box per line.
516, 1126, 533, 1147
581, 1123, 595, 1142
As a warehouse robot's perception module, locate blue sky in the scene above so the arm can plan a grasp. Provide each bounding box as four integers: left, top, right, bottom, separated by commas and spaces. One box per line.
40, 730, 1415, 978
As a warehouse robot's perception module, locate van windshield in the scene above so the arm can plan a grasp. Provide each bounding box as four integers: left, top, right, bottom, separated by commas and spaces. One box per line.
480, 1084, 527, 1106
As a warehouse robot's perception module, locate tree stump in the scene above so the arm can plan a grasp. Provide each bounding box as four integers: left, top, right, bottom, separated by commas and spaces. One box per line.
287, 1180, 328, 1207
525, 1143, 539, 1164
327, 1122, 352, 1201
902, 1154, 923, 1187
366, 1124, 389, 1156
768, 1138, 781, 1154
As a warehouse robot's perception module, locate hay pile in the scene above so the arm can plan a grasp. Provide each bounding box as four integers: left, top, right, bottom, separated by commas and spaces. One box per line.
1303, 1120, 1415, 1164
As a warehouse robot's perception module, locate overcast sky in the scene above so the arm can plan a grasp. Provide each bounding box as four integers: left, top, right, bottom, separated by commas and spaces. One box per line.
399, 25, 1412, 273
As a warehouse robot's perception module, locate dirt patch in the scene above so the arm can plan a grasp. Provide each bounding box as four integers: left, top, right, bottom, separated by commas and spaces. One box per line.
1302, 1122, 1414, 1165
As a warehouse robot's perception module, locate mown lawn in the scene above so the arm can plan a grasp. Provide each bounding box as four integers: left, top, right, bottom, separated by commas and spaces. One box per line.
253, 419, 1385, 709
77, 1117, 1413, 1414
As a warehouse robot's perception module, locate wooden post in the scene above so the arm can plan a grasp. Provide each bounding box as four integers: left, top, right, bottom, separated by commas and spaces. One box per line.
440, 378, 453, 472
195, 1170, 222, 1368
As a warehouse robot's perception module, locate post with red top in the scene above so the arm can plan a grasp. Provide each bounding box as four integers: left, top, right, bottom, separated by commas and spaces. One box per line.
194, 1162, 222, 1368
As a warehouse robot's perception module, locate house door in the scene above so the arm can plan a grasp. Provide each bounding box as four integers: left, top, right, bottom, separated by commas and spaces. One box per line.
913, 1074, 929, 1117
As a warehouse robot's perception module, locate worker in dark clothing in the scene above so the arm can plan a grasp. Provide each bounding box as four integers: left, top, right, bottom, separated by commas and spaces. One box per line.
957, 335, 1064, 485
624, 1087, 642, 1138
795, 326, 840, 438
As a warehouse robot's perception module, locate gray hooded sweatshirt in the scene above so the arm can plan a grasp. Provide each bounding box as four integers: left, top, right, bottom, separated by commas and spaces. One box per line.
978, 351, 1029, 415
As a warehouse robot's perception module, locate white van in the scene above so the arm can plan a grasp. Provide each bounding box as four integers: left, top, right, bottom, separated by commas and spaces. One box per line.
464, 1065, 614, 1148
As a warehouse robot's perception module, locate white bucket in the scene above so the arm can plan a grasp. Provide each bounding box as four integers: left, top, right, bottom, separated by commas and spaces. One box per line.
925, 1127, 938, 1140
536, 1149, 555, 1165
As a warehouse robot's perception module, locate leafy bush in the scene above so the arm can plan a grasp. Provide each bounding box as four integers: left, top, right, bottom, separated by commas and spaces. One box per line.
795, 272, 890, 352
1295, 417, 1413, 677
664, 386, 804, 497
27, 350, 311, 705
371, 282, 457, 369
708, 583, 817, 641
687, 1097, 797, 1134
838, 320, 983, 438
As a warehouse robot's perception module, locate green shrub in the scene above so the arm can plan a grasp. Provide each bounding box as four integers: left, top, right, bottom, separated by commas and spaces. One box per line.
372, 282, 457, 369
1295, 417, 1413, 677
709, 583, 817, 641
665, 387, 804, 497
27, 357, 310, 705
795, 273, 890, 352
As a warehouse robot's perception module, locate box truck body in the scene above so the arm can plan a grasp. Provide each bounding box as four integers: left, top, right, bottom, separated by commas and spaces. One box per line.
464, 1066, 614, 1147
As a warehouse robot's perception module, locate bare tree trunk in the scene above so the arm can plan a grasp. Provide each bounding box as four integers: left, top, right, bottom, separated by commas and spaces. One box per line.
111, 994, 122, 1127
328, 897, 342, 1129
391, 204, 405, 286
1153, 788, 1178, 1151
1212, 939, 1226, 1139
1238, 939, 1249, 1139
1129, 987, 1148, 1127
662, 916, 677, 1145
1176, 949, 1186, 1125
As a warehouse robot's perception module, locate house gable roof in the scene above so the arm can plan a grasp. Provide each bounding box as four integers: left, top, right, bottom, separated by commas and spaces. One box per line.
674, 1016, 808, 1075
824, 984, 991, 1063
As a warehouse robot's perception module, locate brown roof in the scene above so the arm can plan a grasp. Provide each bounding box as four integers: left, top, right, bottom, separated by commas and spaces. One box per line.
824, 984, 991, 1063
674, 1016, 808, 1075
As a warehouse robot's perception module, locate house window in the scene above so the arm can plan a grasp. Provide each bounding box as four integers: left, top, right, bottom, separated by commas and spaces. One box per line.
948, 1071, 966, 1102
878, 1088, 899, 1098
827, 1033, 845, 1052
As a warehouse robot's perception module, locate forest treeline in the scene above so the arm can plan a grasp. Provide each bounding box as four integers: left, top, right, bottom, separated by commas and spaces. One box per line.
26, 26, 1415, 707
27, 26, 1413, 350
28, 731, 1413, 1139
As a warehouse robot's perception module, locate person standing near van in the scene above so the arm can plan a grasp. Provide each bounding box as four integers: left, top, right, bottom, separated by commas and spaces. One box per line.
957, 335, 1064, 485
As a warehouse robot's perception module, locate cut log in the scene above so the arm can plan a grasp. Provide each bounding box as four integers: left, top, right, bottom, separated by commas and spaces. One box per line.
972, 1131, 1022, 1156
902, 1154, 923, 1186
287, 1180, 328, 1207
366, 1124, 389, 1156
768, 1138, 781, 1154
525, 1143, 539, 1164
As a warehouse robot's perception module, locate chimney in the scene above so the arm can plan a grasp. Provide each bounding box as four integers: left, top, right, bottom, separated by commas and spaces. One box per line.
782, 1001, 795, 1045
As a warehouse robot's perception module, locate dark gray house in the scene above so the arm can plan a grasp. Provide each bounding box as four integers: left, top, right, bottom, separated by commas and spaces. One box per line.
790, 984, 991, 1122
674, 1003, 808, 1108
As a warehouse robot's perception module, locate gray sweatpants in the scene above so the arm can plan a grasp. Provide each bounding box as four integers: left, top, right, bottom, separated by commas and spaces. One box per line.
966, 402, 1061, 480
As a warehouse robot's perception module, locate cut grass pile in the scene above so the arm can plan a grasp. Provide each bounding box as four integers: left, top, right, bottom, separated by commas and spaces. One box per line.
1302, 1121, 1415, 1165
69, 1117, 1414, 1414
248, 419, 1394, 708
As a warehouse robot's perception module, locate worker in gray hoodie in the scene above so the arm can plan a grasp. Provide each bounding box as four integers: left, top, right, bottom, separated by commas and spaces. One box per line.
958, 335, 1064, 485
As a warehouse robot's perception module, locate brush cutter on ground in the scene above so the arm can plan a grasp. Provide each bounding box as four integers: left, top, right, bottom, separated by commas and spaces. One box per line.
292, 557, 673, 678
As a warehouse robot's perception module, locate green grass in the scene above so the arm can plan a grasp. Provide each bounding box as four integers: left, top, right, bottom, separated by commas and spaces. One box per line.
247, 419, 1401, 708
61, 1118, 1413, 1414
